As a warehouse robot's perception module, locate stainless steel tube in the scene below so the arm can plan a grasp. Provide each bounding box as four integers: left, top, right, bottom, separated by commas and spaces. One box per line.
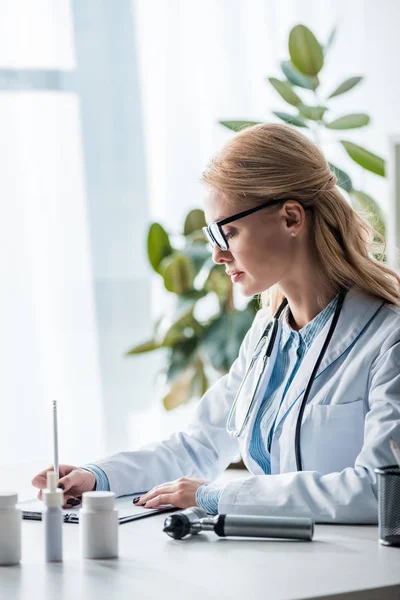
215, 514, 314, 540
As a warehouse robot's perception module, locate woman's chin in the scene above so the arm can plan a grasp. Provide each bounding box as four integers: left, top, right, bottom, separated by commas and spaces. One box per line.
237, 278, 261, 297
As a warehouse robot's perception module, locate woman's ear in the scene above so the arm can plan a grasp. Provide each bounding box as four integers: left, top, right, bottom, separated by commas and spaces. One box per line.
282, 202, 305, 233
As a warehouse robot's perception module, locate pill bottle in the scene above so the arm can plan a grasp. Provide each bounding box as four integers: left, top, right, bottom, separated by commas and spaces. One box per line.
43, 471, 63, 562
80, 491, 118, 559
0, 491, 21, 565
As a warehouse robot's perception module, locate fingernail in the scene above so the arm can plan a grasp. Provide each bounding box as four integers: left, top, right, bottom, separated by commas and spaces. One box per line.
67, 498, 80, 506
57, 483, 64, 490
142, 502, 147, 507
133, 497, 140, 504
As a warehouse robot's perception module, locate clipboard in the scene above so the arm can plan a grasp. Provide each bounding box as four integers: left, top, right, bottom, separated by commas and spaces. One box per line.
18, 494, 177, 524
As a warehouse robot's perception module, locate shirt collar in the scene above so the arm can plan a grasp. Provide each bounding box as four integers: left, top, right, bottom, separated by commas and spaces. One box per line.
280, 294, 340, 350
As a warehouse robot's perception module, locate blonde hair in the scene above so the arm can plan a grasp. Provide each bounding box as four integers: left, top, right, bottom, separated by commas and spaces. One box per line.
201, 123, 400, 312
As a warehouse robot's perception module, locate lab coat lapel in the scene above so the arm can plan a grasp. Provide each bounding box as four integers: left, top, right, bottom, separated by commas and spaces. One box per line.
240, 320, 282, 474
272, 285, 384, 431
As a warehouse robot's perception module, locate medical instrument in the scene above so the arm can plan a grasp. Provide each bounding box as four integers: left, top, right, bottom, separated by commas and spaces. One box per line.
43, 471, 63, 562
163, 507, 314, 541
80, 491, 118, 559
389, 439, 400, 469
0, 491, 21, 565
163, 507, 207, 539
226, 287, 348, 471
53, 400, 59, 481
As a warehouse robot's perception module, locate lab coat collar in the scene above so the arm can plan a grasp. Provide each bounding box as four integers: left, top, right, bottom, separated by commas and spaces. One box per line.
280, 293, 340, 350
272, 285, 385, 433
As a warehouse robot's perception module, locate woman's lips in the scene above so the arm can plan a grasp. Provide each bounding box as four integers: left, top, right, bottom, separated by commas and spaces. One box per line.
230, 272, 244, 283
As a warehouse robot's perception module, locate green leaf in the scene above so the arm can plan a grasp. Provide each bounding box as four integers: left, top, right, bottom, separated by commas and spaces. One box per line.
325, 114, 370, 130
181, 243, 211, 276
205, 264, 231, 305
183, 209, 206, 235
289, 24, 324, 76
193, 256, 216, 290
280, 60, 318, 90
162, 308, 201, 347
247, 296, 261, 314
328, 162, 353, 193
268, 77, 302, 107
160, 252, 195, 294
202, 310, 255, 373
323, 26, 337, 54
298, 104, 327, 121
351, 190, 386, 237
147, 223, 173, 274
272, 111, 308, 128
125, 339, 162, 356
163, 368, 194, 410
166, 337, 199, 382
190, 361, 209, 398
185, 231, 208, 245
219, 120, 261, 132
327, 77, 363, 99
341, 141, 386, 177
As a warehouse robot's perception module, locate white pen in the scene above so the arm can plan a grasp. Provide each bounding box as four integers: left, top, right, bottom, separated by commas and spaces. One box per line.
53, 400, 59, 481
389, 438, 400, 470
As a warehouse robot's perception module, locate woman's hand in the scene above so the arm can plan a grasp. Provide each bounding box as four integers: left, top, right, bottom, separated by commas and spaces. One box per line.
31, 464, 96, 509
135, 477, 208, 509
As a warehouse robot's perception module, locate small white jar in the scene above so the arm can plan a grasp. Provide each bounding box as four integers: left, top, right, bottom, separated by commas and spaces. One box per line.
0, 491, 21, 565
79, 491, 118, 559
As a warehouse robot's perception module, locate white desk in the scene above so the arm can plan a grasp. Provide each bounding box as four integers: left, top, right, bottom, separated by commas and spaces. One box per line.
2, 470, 400, 600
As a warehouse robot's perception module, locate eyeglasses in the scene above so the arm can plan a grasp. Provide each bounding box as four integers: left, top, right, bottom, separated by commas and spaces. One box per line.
202, 198, 288, 251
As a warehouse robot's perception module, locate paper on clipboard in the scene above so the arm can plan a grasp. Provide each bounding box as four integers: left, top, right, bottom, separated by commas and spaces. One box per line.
18, 494, 176, 524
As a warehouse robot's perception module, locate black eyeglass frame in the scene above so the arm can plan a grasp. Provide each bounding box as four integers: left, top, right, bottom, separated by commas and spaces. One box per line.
202, 198, 291, 251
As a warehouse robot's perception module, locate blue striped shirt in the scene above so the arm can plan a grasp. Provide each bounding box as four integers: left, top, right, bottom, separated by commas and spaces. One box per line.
84, 294, 339, 513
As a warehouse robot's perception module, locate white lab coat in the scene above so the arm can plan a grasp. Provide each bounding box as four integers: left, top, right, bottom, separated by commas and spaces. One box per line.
95, 285, 400, 523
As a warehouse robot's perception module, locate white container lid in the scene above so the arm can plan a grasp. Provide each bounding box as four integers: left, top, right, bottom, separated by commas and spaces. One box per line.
0, 491, 18, 509
43, 471, 63, 508
82, 491, 115, 511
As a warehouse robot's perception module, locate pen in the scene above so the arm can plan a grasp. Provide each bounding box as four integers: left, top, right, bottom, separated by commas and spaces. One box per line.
53, 400, 59, 481
389, 438, 400, 469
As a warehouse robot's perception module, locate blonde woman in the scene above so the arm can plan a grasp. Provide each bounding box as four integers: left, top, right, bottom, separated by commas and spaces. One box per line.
33, 124, 400, 523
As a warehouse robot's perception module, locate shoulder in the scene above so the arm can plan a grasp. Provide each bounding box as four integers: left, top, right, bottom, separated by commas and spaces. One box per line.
382, 302, 400, 320
351, 285, 400, 332
372, 299, 400, 336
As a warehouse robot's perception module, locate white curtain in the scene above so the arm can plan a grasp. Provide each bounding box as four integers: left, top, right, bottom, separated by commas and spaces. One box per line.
0, 1, 105, 468
3, 0, 400, 478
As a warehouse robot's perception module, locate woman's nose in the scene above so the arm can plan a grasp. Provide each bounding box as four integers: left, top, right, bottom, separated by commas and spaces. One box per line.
212, 245, 231, 264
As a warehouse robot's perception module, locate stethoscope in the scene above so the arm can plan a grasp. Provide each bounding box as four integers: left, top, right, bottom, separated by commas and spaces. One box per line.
226, 287, 348, 471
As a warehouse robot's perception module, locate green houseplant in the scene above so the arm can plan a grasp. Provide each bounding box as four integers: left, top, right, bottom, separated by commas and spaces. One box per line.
126, 209, 258, 409
220, 24, 386, 239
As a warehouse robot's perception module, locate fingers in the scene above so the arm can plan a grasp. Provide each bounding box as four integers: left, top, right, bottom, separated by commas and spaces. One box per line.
57, 472, 76, 494
31, 465, 54, 489
137, 483, 177, 506
136, 477, 207, 510
62, 494, 82, 510
144, 493, 178, 509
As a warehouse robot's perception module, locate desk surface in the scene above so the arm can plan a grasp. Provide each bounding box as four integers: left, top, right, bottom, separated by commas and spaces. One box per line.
2, 470, 400, 600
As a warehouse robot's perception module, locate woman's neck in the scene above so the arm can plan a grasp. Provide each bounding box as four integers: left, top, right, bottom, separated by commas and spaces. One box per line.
281, 279, 340, 331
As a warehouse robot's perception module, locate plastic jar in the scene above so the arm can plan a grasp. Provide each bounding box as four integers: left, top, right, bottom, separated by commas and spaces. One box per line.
0, 491, 21, 565
79, 491, 118, 559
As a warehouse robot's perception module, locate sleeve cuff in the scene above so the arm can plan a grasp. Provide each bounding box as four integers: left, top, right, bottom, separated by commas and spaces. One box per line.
81, 464, 111, 492
196, 483, 225, 515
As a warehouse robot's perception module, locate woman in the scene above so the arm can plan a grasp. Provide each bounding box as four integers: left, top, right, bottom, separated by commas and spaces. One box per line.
32, 124, 400, 522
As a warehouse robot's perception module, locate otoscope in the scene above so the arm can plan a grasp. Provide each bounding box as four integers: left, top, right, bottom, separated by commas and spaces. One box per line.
163, 507, 314, 541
